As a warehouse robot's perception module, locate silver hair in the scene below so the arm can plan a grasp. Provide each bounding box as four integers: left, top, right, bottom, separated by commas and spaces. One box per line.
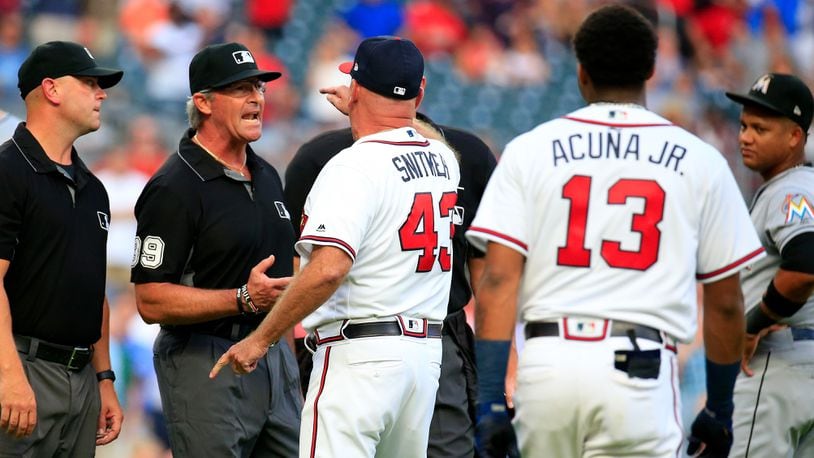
186, 93, 213, 129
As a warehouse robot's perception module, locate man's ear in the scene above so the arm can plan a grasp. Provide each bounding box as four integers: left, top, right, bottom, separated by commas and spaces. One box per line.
193, 93, 213, 115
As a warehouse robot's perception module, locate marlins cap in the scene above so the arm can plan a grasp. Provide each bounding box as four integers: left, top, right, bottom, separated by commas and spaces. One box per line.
726, 73, 813, 132
17, 41, 123, 99
189, 42, 281, 95
339, 36, 424, 100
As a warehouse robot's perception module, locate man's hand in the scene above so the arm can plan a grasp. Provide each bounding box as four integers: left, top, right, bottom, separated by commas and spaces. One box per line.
741, 323, 786, 376
95, 380, 123, 445
0, 369, 37, 437
319, 85, 351, 115
209, 334, 271, 378
686, 408, 732, 457
247, 255, 291, 312
475, 401, 519, 458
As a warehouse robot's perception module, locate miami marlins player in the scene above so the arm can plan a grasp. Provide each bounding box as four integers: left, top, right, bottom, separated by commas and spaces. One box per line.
466, 5, 764, 457
725, 73, 814, 457
211, 36, 461, 458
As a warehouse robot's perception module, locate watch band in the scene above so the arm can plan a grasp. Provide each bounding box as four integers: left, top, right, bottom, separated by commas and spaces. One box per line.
96, 369, 116, 382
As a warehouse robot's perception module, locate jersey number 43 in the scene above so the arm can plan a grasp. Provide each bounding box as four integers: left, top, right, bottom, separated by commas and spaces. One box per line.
558, 176, 665, 271
399, 191, 458, 272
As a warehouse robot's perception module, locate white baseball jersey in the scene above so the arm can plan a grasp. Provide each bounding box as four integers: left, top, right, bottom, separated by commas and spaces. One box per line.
297, 127, 461, 332
466, 103, 765, 342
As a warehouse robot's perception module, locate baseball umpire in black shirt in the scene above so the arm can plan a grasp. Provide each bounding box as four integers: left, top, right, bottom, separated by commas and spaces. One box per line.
130, 42, 301, 457
0, 41, 124, 455
285, 97, 496, 456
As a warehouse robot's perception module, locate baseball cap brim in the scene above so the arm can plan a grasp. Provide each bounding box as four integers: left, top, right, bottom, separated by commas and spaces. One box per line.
205, 69, 281, 92
74, 66, 124, 89
725, 92, 786, 117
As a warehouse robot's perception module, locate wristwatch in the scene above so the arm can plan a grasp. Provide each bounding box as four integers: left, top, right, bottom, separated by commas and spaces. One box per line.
96, 370, 116, 382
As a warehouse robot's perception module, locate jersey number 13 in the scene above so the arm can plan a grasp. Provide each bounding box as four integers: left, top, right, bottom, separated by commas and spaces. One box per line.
399, 192, 458, 272
558, 176, 665, 271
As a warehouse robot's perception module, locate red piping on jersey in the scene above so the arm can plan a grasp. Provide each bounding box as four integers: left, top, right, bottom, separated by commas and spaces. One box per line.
310, 346, 332, 458
696, 247, 765, 280
468, 226, 528, 251
300, 235, 357, 259
361, 139, 431, 147
562, 116, 674, 128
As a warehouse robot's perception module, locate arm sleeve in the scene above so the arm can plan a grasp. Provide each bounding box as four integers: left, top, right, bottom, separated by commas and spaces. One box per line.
295, 163, 375, 262
465, 144, 529, 256
767, 187, 814, 253
130, 180, 197, 284
695, 165, 765, 283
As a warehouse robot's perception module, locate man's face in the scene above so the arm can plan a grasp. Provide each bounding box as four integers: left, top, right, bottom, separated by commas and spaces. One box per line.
206, 78, 265, 143
59, 75, 107, 135
738, 105, 802, 180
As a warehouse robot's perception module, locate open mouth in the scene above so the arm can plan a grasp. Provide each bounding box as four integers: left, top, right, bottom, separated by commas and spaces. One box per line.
242, 112, 261, 122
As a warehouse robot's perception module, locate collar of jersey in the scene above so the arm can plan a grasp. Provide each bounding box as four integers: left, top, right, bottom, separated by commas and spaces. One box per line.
355, 126, 428, 146
178, 129, 262, 181
563, 103, 674, 127
11, 122, 91, 181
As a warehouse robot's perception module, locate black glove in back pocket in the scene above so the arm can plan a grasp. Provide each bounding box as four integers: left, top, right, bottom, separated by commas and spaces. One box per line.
614, 349, 661, 379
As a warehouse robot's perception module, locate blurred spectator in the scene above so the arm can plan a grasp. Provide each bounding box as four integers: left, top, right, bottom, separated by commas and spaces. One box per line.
454, 24, 503, 82
175, 0, 232, 43
404, 0, 467, 57
340, 0, 404, 38
138, 2, 204, 114
492, 7, 549, 86
0, 108, 21, 141
0, 12, 26, 109
119, 115, 170, 177
95, 148, 149, 288
246, 0, 294, 41
303, 20, 354, 126
25, 0, 82, 44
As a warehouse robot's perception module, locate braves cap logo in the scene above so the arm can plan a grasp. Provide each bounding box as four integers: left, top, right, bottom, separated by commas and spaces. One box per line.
232, 50, 255, 64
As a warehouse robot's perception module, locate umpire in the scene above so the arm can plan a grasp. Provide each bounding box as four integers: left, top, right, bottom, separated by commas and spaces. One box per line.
0, 41, 124, 455
131, 42, 301, 457
284, 111, 496, 457
725, 73, 814, 457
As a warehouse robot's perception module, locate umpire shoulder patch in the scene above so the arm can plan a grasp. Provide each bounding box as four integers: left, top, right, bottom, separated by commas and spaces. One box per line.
274, 201, 291, 219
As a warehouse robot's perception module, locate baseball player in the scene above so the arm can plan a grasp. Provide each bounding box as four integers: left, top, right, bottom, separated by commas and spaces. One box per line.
211, 36, 461, 457
466, 5, 765, 458
724, 73, 814, 457
284, 111, 496, 457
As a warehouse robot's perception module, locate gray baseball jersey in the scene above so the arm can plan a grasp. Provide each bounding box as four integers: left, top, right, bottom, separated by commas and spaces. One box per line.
741, 165, 814, 325
732, 165, 814, 458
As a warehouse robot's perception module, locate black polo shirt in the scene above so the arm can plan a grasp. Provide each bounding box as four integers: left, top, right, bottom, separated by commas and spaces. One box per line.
131, 129, 294, 334
284, 115, 497, 314
0, 124, 109, 346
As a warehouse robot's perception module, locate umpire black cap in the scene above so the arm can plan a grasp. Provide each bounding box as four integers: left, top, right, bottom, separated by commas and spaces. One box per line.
18, 41, 124, 99
189, 42, 281, 95
339, 36, 424, 100
726, 73, 813, 133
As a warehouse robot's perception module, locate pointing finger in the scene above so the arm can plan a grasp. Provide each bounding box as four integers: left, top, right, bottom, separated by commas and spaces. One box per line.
210, 354, 231, 379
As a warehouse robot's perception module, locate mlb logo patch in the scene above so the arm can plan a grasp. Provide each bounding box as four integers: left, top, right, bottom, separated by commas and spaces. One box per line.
97, 211, 110, 231
393, 86, 406, 96
84, 47, 95, 60
232, 51, 255, 64
274, 201, 290, 219
563, 318, 608, 341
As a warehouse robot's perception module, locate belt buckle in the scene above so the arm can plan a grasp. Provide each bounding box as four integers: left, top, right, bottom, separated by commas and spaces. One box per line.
67, 347, 89, 371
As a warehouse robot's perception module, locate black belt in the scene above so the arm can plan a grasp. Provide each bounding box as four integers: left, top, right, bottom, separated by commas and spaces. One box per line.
307, 321, 443, 349
14, 335, 93, 371
525, 320, 664, 343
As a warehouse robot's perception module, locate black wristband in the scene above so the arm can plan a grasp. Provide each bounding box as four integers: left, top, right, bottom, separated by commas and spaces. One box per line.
96, 370, 116, 382
763, 280, 806, 317
745, 304, 777, 335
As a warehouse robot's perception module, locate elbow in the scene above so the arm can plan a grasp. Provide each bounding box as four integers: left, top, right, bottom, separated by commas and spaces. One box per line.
134, 286, 162, 324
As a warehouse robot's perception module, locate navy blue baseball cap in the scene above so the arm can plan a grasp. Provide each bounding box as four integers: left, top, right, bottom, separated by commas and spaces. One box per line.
189, 42, 281, 94
18, 41, 123, 99
339, 36, 424, 100
726, 73, 813, 133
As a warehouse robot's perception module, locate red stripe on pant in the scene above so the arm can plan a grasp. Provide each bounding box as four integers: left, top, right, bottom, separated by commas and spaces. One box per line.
310, 346, 332, 458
